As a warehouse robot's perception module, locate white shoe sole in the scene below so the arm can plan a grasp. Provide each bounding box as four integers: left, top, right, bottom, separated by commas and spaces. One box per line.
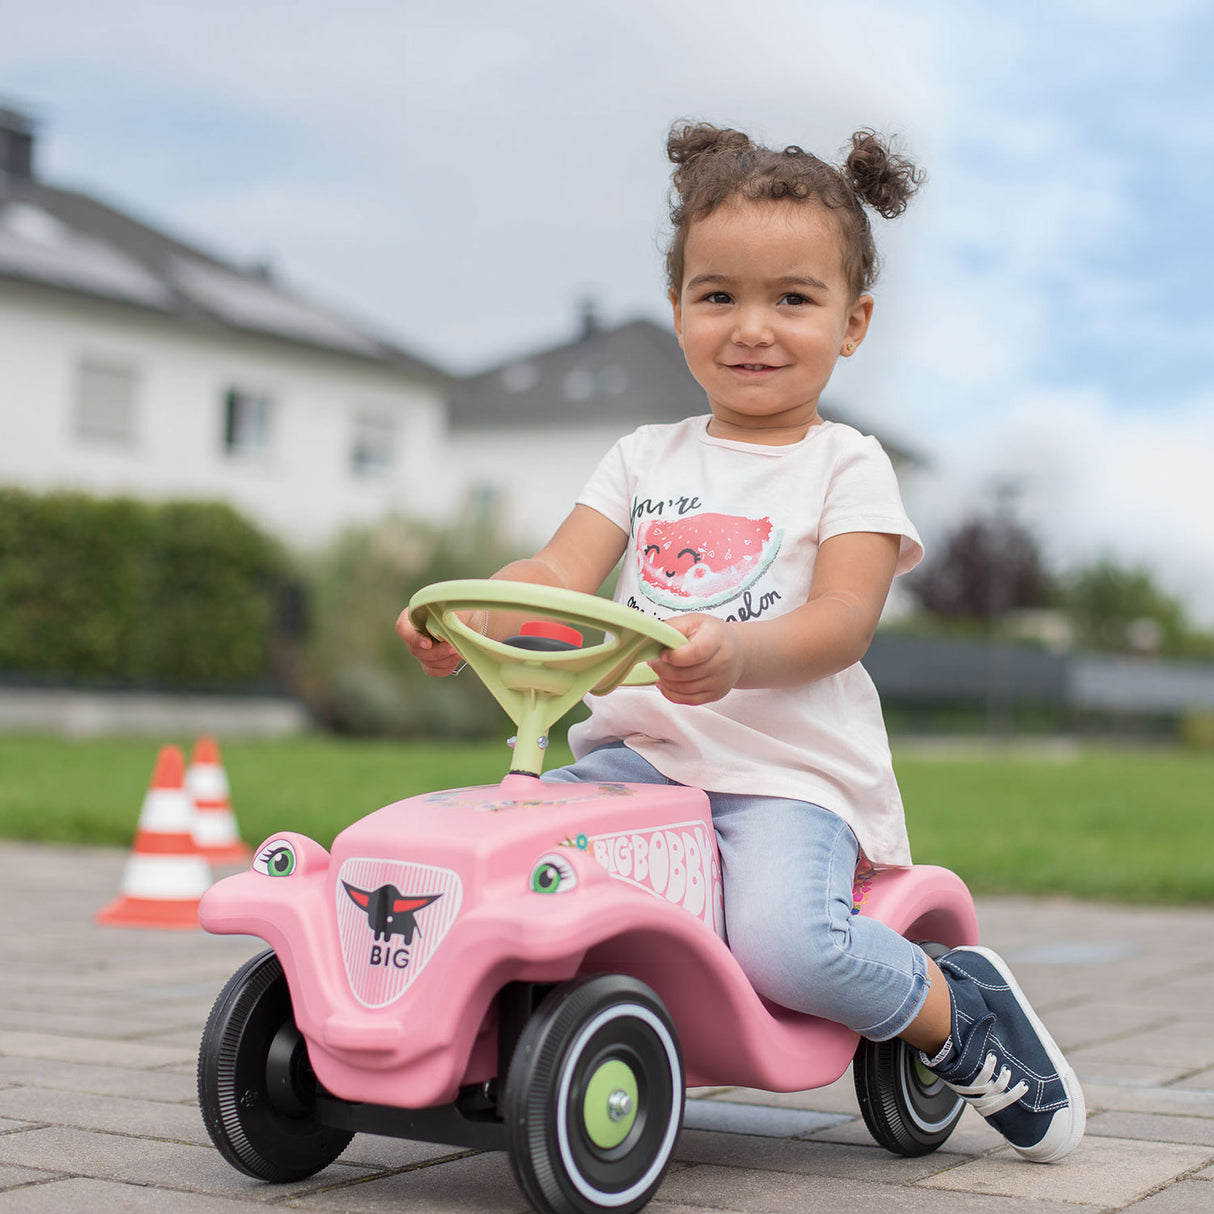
956, 945, 1086, 1163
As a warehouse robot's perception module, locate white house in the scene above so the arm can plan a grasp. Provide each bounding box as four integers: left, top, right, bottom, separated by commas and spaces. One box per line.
1, 106, 918, 557
0, 107, 453, 550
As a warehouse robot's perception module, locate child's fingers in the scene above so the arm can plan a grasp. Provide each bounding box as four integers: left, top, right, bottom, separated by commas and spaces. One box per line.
648, 614, 741, 705
395, 607, 427, 645
417, 639, 463, 676
650, 654, 710, 695
658, 614, 713, 665
659, 638, 705, 669
654, 666, 726, 705
648, 652, 700, 684
659, 684, 719, 706
394, 603, 486, 681
397, 607, 465, 674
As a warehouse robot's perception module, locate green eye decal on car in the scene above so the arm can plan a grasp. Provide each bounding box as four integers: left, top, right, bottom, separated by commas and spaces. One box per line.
529, 853, 578, 894
254, 840, 297, 878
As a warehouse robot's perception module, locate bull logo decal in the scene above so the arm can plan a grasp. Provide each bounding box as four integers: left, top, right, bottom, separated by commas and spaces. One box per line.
336, 859, 461, 1005
341, 881, 441, 944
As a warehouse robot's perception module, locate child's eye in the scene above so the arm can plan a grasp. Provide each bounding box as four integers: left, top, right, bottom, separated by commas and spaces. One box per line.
703, 291, 732, 305
781, 293, 810, 306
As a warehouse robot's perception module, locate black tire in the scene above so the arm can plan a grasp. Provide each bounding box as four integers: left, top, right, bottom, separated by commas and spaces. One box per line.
853, 1035, 965, 1156
198, 950, 353, 1181
853, 941, 965, 1156
504, 975, 683, 1214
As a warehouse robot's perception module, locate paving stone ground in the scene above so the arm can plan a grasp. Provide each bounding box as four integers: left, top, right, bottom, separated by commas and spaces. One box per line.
1, 840, 1212, 1212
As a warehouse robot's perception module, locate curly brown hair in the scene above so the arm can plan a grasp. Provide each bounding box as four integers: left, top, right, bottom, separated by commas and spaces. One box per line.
665, 122, 924, 300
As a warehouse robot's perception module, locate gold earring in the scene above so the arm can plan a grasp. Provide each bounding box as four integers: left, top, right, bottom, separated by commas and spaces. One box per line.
845, 342, 855, 354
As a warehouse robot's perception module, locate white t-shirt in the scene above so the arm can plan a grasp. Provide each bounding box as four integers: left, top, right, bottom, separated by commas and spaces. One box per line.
569, 415, 924, 866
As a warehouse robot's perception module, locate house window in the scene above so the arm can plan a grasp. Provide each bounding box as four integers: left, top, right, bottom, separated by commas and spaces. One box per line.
75, 358, 138, 445
469, 482, 500, 526
223, 388, 273, 458
561, 363, 629, 403
350, 410, 397, 478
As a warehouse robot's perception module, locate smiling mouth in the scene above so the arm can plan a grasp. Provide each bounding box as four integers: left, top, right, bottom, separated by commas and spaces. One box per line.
730, 363, 781, 372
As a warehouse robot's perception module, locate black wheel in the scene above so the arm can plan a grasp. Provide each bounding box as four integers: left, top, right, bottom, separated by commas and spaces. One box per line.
854, 1035, 965, 1156
198, 950, 353, 1181
853, 942, 965, 1156
504, 975, 683, 1214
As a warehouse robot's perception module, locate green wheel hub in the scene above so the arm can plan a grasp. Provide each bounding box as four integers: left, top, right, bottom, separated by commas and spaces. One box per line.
581, 1058, 638, 1149
913, 1054, 938, 1087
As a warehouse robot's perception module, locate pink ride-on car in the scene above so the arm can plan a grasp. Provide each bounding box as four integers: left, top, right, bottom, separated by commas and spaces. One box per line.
197, 580, 979, 1214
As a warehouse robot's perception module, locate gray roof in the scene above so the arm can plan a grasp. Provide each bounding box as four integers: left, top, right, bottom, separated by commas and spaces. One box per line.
450, 315, 920, 466
450, 317, 703, 428
0, 149, 448, 384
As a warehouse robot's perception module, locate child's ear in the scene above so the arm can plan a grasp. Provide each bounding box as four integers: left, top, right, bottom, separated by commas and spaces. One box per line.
841, 293, 874, 356
669, 288, 684, 348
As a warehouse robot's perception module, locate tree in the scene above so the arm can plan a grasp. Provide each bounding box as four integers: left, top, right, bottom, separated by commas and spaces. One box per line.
1061, 560, 1188, 655
909, 516, 1055, 623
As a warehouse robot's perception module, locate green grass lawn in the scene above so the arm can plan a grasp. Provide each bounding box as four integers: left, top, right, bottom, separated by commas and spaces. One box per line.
0, 733, 572, 852
2, 733, 1211, 905
894, 749, 1214, 904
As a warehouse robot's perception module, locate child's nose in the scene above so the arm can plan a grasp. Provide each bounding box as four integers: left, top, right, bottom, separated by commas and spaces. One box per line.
731, 306, 774, 346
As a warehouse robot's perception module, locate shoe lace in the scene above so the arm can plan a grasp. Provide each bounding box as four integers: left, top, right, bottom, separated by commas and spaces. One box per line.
945, 1052, 1030, 1117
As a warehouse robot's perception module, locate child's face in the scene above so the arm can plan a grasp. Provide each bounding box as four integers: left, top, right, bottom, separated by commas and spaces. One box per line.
670, 198, 872, 442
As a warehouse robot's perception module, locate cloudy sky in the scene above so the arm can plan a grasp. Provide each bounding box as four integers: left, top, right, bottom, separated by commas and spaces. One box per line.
5, 0, 1213, 621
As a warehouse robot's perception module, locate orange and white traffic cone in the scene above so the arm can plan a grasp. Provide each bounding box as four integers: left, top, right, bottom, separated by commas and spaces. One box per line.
96, 745, 212, 930
187, 735, 249, 865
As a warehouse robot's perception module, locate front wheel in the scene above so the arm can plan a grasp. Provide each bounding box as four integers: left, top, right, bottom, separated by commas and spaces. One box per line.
197, 950, 352, 1181
504, 975, 683, 1214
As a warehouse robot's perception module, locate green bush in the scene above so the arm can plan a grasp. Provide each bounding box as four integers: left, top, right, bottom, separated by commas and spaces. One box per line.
297, 510, 526, 737
0, 489, 288, 689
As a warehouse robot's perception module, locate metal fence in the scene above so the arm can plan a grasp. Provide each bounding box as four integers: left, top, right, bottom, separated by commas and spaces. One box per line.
865, 636, 1214, 715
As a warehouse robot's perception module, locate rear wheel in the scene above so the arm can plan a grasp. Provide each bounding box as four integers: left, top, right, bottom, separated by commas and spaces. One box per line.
197, 950, 352, 1181
504, 975, 683, 1214
853, 942, 965, 1156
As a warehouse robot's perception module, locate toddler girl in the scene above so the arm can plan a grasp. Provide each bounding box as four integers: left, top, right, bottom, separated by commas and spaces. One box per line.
399, 121, 1084, 1163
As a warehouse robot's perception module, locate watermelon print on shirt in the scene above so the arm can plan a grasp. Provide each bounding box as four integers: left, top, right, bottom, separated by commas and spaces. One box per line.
636, 512, 783, 611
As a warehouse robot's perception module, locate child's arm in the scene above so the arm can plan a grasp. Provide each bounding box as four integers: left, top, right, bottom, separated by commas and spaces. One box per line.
648, 531, 900, 705
495, 504, 629, 599
396, 505, 628, 675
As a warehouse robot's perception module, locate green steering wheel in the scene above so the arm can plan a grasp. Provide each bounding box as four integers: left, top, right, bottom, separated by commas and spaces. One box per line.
408, 580, 684, 776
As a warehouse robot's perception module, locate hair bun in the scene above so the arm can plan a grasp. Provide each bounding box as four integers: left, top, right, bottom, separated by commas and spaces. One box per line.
667, 122, 753, 200
667, 121, 752, 166
844, 129, 924, 219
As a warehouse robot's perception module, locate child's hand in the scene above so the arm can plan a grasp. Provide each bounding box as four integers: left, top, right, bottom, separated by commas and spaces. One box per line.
648, 614, 743, 705
395, 607, 465, 677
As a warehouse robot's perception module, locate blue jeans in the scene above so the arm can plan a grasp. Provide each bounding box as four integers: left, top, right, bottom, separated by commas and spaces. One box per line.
544, 743, 929, 1041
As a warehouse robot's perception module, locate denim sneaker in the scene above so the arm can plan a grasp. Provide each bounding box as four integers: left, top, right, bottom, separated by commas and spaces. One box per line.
920, 945, 1085, 1162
